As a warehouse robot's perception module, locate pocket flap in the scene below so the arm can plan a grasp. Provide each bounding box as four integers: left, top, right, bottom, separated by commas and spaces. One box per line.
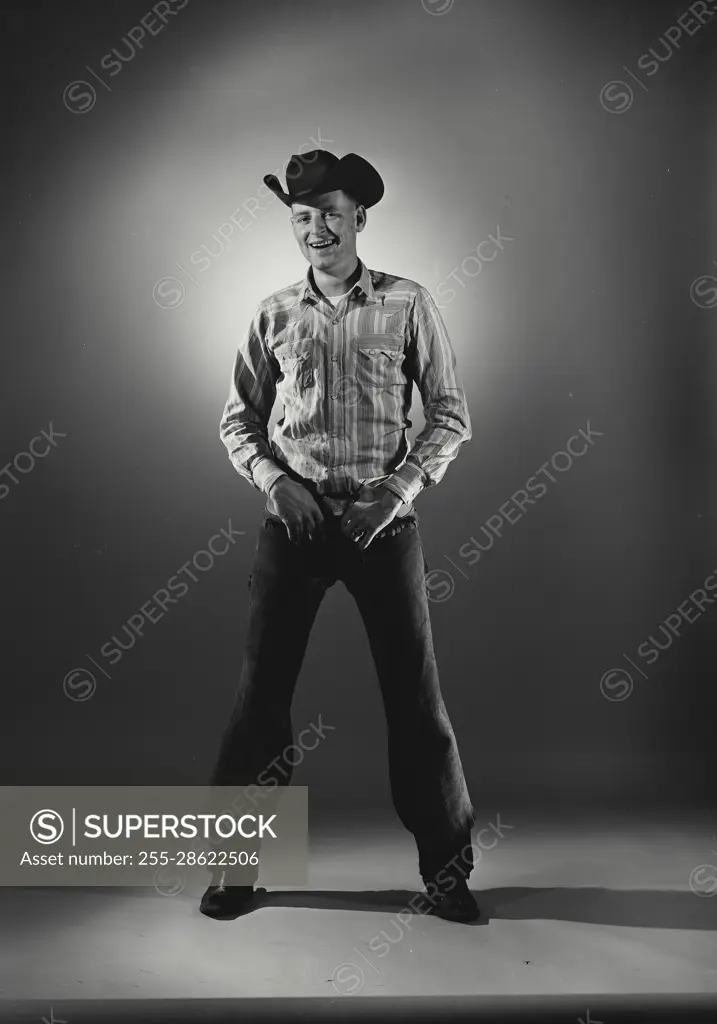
356, 335, 403, 355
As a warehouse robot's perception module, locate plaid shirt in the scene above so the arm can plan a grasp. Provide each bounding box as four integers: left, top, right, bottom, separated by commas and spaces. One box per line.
219, 260, 471, 512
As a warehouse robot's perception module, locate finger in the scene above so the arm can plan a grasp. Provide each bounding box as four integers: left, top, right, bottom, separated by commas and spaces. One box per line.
286, 516, 300, 544
351, 523, 368, 544
358, 527, 378, 551
298, 515, 314, 544
343, 515, 365, 538
297, 513, 310, 542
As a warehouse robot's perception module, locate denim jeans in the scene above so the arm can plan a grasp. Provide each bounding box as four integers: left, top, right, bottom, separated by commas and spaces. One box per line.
209, 504, 475, 886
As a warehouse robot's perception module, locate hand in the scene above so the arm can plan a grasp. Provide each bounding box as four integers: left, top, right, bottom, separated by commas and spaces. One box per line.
268, 477, 326, 543
340, 484, 403, 551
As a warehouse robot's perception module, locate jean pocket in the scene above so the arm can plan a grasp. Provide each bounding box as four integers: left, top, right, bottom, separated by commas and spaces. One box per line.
262, 510, 285, 529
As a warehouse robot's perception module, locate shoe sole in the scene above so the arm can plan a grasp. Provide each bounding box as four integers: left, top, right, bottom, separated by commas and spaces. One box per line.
422, 891, 481, 924
430, 905, 480, 924
199, 886, 267, 920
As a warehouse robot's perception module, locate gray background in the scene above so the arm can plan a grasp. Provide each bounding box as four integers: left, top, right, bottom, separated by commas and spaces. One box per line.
2, 0, 715, 819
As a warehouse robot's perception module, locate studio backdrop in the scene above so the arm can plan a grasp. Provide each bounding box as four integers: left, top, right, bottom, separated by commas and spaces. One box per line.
2, 0, 715, 817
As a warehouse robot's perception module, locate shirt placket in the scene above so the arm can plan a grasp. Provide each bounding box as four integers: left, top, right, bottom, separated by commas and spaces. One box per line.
325, 296, 346, 492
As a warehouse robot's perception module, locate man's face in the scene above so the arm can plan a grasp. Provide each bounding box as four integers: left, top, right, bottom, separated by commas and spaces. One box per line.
290, 190, 366, 276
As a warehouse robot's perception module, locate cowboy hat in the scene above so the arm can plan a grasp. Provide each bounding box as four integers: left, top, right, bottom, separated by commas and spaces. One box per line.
263, 150, 384, 209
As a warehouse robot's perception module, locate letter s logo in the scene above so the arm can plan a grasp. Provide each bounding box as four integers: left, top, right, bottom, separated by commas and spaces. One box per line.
30, 809, 65, 844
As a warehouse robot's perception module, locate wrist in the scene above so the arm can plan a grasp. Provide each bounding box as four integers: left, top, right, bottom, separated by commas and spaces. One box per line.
377, 485, 403, 510
268, 474, 288, 496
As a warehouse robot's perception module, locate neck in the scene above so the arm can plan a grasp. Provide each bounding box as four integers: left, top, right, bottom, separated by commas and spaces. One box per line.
313, 257, 361, 297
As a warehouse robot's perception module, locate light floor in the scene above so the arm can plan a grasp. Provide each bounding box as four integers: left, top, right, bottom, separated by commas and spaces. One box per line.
1, 810, 716, 1020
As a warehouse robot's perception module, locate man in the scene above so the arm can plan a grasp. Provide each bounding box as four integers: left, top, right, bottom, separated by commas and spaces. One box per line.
201, 149, 478, 924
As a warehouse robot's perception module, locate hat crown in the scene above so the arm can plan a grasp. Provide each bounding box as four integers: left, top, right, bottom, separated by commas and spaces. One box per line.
285, 150, 338, 197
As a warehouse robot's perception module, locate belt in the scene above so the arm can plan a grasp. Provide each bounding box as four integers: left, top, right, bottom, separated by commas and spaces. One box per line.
266, 494, 414, 518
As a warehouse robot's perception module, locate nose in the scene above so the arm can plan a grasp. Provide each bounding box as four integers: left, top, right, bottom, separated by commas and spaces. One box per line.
305, 213, 333, 239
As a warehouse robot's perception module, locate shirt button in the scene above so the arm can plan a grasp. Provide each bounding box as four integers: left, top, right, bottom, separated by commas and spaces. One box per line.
331, 356, 338, 361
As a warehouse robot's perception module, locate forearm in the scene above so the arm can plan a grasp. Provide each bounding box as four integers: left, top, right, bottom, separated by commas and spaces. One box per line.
381, 393, 471, 503
220, 404, 284, 495
220, 305, 283, 494
397, 284, 471, 503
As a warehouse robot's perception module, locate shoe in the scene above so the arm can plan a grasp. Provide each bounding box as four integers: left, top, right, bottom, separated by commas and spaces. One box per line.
199, 883, 265, 920
423, 877, 480, 924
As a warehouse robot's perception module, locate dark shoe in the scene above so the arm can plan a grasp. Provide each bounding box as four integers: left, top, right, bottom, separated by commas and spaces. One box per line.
423, 877, 480, 924
199, 883, 265, 920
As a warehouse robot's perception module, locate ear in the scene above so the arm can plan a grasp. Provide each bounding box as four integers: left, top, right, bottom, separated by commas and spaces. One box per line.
355, 204, 367, 233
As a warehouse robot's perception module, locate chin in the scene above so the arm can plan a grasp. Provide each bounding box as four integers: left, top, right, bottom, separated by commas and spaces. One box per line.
311, 255, 339, 269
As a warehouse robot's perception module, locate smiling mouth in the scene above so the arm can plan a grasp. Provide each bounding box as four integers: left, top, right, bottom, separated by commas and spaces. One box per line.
309, 239, 337, 250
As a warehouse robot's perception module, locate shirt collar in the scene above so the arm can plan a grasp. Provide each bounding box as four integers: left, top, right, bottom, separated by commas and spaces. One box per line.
299, 260, 379, 305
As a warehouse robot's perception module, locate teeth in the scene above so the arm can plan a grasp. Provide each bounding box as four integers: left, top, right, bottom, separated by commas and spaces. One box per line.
311, 240, 334, 248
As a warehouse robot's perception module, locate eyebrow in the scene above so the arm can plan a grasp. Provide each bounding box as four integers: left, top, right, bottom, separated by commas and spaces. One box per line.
294, 205, 340, 215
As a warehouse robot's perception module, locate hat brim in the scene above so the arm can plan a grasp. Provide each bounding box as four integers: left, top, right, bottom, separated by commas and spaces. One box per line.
263, 153, 384, 209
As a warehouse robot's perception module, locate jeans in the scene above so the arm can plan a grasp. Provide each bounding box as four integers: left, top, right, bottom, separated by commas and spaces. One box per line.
209, 504, 475, 886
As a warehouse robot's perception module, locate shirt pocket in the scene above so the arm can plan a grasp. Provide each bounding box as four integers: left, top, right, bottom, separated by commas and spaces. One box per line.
357, 302, 407, 338
273, 340, 315, 395
355, 335, 405, 389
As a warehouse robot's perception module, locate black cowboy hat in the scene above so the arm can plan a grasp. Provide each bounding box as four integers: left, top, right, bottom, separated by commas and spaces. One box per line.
263, 150, 384, 209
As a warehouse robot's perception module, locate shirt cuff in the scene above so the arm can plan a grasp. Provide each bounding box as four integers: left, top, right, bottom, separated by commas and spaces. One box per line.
381, 464, 427, 505
251, 458, 287, 495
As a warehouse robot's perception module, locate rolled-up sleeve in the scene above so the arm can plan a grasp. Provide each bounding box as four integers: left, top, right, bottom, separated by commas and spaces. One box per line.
219, 307, 287, 494
382, 286, 472, 504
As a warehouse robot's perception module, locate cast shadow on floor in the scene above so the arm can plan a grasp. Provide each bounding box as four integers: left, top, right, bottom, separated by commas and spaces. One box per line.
213, 885, 717, 929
